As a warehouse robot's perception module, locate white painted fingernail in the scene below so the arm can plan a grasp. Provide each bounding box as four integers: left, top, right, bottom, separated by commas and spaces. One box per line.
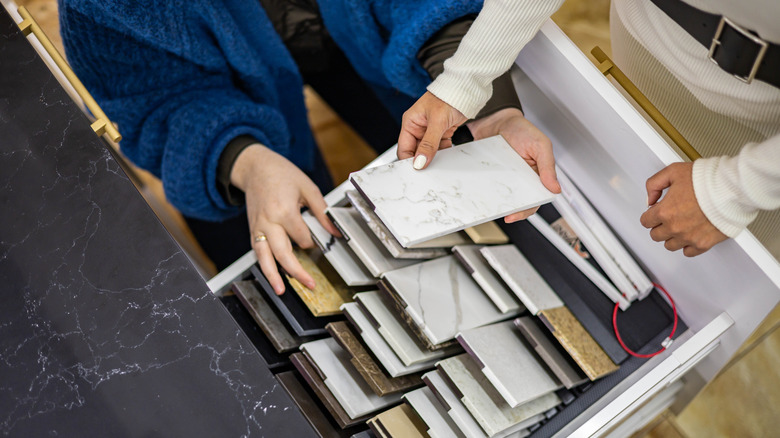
413, 155, 427, 170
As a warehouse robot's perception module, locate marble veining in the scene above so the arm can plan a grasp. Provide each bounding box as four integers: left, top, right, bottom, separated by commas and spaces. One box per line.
302, 211, 375, 286
437, 354, 560, 437
349, 136, 557, 247
300, 338, 402, 419
480, 245, 563, 315
403, 386, 466, 438
0, 9, 313, 436
346, 190, 447, 259
423, 371, 487, 438
341, 303, 437, 377
381, 256, 515, 346
327, 207, 418, 277
355, 291, 457, 366
452, 245, 523, 314
457, 321, 560, 408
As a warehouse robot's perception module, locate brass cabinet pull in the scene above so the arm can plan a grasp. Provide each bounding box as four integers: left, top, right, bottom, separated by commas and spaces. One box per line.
17, 6, 122, 143
591, 46, 700, 160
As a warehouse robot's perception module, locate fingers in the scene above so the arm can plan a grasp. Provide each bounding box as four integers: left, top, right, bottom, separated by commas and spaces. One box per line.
649, 224, 672, 242
663, 238, 684, 252
639, 204, 662, 229
301, 186, 341, 238
397, 128, 419, 160
646, 165, 674, 206
252, 227, 285, 295
504, 206, 539, 223
268, 224, 315, 293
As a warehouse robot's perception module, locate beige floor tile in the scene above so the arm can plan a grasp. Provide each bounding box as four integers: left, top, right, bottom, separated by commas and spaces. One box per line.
641, 418, 687, 438
676, 327, 780, 438
738, 303, 780, 354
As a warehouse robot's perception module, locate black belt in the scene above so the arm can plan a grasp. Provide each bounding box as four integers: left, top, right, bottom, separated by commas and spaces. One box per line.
650, 0, 780, 88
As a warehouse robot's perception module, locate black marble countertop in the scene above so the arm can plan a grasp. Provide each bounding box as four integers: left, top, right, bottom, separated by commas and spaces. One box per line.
0, 8, 314, 437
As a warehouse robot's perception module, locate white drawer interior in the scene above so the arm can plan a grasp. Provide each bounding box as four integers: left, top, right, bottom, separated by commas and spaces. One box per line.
513, 21, 780, 382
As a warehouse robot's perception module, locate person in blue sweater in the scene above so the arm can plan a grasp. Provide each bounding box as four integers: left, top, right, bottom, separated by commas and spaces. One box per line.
59, 0, 548, 293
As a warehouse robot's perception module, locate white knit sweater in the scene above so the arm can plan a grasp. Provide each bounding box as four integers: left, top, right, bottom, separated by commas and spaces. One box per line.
428, 0, 780, 255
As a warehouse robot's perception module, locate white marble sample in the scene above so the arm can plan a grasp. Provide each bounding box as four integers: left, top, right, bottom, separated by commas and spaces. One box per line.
302, 211, 375, 286
423, 371, 487, 438
341, 302, 437, 377
480, 245, 563, 315
300, 338, 402, 419
381, 256, 514, 346
457, 321, 560, 408
437, 354, 559, 437
327, 207, 418, 277
403, 386, 466, 438
355, 291, 457, 366
452, 245, 524, 314
349, 135, 557, 247
346, 190, 448, 259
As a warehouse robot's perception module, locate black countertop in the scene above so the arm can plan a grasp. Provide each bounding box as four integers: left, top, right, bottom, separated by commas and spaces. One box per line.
0, 7, 314, 437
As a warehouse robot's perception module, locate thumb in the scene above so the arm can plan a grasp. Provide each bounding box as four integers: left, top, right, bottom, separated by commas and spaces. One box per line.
646, 165, 674, 206
413, 120, 448, 170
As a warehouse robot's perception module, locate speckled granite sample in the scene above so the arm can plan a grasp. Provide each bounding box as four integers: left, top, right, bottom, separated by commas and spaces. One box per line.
349, 136, 556, 247
514, 316, 588, 389
286, 247, 354, 316
367, 404, 427, 438
326, 321, 424, 396
437, 354, 559, 437
346, 190, 447, 259
538, 306, 618, 380
404, 386, 466, 438
457, 321, 561, 408
464, 222, 509, 244
232, 280, 303, 352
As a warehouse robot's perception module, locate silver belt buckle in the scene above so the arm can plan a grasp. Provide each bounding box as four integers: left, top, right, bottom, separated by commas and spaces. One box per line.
707, 16, 768, 84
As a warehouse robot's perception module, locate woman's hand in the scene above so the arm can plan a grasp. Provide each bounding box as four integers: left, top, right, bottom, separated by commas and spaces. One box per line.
398, 91, 467, 169
230, 144, 340, 294
467, 107, 561, 222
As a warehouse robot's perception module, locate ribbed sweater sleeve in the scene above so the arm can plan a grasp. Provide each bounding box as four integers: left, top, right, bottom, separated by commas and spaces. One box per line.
692, 135, 780, 237
426, 0, 566, 118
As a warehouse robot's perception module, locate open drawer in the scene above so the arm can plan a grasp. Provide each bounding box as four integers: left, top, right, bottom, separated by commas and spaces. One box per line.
509, 20, 780, 436
208, 19, 780, 438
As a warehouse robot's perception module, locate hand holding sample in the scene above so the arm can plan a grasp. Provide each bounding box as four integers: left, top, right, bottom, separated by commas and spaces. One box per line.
231, 144, 340, 294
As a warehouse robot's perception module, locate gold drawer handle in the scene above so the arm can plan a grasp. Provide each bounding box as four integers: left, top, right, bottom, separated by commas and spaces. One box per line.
17, 6, 122, 143
591, 46, 700, 161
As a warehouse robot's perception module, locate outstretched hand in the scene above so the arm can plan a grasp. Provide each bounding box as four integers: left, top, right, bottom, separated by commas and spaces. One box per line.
397, 91, 467, 169
230, 144, 340, 295
640, 162, 727, 257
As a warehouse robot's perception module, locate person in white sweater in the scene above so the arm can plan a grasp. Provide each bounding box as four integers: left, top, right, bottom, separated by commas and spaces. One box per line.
398, 0, 780, 258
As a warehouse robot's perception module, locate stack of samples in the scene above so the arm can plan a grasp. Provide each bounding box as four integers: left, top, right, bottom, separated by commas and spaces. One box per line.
221, 136, 680, 437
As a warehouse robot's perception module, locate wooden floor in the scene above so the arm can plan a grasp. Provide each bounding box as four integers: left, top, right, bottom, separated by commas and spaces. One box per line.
10, 0, 780, 436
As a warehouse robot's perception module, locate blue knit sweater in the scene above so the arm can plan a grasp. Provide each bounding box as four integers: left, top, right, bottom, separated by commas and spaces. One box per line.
59, 0, 483, 221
